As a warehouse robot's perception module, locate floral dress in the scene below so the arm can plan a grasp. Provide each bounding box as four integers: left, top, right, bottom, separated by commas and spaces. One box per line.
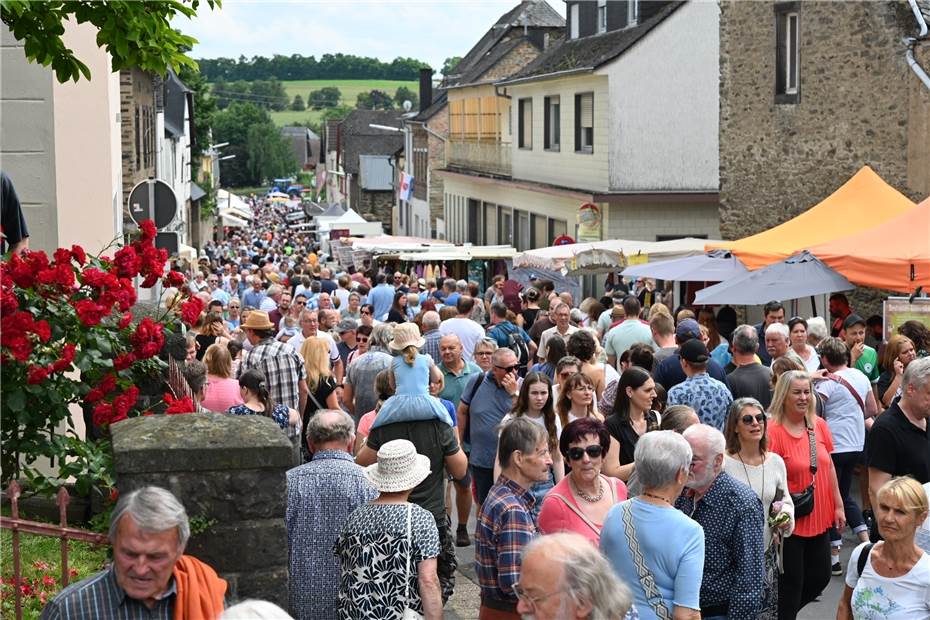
226, 403, 290, 430
335, 503, 440, 619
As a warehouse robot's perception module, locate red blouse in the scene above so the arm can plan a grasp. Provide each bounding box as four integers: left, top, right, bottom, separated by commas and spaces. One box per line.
537, 474, 628, 545
768, 416, 836, 537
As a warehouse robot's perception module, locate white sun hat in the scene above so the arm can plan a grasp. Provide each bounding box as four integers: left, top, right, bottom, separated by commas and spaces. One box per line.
365, 439, 432, 493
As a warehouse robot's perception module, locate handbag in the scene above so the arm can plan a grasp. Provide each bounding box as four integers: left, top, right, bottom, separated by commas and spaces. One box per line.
620, 500, 673, 620
790, 419, 817, 518
402, 503, 424, 620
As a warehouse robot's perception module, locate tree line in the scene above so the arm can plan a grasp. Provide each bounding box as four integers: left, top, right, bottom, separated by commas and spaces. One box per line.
198, 53, 431, 82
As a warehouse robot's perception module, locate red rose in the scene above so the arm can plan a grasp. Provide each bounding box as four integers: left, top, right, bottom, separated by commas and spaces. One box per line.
50, 343, 77, 373
53, 248, 72, 265
113, 352, 136, 371
32, 320, 51, 343
180, 297, 204, 327
1, 289, 19, 315
81, 268, 118, 290
27, 365, 49, 384
140, 273, 159, 288
91, 402, 113, 427
119, 312, 132, 329
162, 270, 186, 288
72, 299, 108, 327
163, 393, 195, 414
70, 245, 87, 265
111, 386, 139, 422
112, 246, 141, 279
139, 220, 156, 242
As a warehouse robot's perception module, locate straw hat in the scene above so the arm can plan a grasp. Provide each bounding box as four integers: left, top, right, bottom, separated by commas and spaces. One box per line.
365, 439, 431, 492
389, 322, 425, 351
240, 310, 275, 331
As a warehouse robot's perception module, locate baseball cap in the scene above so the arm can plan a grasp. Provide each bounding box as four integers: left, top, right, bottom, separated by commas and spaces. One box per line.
843, 314, 866, 330
336, 318, 358, 333
680, 339, 710, 364
675, 318, 702, 341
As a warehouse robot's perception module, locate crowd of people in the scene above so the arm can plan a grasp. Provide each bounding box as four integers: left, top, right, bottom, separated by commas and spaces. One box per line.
44, 194, 930, 620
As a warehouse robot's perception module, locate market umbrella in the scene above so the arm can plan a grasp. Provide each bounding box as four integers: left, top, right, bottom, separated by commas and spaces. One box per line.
621, 250, 748, 282
693, 251, 853, 306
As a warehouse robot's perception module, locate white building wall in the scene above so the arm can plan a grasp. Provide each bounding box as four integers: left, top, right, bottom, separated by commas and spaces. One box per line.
509, 74, 610, 192
606, 201, 720, 242
600, 1, 719, 191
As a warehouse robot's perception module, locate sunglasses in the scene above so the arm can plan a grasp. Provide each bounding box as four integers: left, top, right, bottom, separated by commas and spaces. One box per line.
741, 413, 766, 426
357, 336, 369, 342
229, 305, 240, 309
567, 445, 604, 461
361, 310, 371, 315
495, 364, 519, 373
294, 300, 306, 305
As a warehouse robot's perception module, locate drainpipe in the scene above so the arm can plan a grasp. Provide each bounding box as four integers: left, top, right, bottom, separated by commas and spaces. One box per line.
906, 0, 930, 90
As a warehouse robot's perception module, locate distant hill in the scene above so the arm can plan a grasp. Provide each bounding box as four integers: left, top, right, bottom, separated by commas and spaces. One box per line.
198, 53, 430, 82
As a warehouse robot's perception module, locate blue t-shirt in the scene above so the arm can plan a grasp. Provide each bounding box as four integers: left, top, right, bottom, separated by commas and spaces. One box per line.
460, 372, 513, 468
600, 499, 704, 620
368, 284, 395, 321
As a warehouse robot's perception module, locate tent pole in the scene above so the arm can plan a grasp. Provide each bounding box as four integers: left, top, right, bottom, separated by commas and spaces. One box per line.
810, 295, 817, 317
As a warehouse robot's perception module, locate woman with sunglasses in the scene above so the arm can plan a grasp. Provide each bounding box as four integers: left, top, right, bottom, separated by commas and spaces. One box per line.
538, 418, 627, 545
768, 370, 845, 620
359, 303, 376, 328
346, 324, 371, 366
723, 398, 794, 620
493, 372, 564, 519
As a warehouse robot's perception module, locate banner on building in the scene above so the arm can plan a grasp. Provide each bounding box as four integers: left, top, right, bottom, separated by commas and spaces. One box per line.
884, 296, 930, 340
577, 203, 602, 242
399, 172, 414, 201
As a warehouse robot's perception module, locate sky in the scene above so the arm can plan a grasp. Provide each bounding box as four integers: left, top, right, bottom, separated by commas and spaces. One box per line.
179, 0, 567, 73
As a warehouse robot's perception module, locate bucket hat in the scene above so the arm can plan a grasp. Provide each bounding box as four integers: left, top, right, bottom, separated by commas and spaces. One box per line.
389, 322, 425, 351
364, 439, 431, 492
241, 310, 275, 331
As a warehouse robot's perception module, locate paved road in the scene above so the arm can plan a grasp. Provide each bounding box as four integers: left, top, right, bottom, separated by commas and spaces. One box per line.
443, 499, 862, 619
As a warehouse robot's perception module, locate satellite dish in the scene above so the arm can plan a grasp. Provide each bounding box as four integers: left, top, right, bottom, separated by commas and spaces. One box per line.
403, 100, 413, 112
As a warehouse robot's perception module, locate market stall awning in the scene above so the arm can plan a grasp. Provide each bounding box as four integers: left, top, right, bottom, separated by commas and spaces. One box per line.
809, 196, 930, 293
621, 250, 748, 282
694, 251, 854, 305
347, 235, 455, 255
707, 166, 916, 270
220, 209, 248, 228
396, 245, 516, 262
513, 238, 716, 276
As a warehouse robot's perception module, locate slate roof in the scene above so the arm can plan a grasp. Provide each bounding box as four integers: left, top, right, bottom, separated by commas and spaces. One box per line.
499, 1, 684, 85
413, 90, 448, 121
281, 126, 320, 140
339, 109, 404, 174
445, 0, 564, 88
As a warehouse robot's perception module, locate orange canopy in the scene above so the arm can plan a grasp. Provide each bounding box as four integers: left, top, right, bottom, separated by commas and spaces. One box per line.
809, 196, 930, 293
707, 166, 916, 270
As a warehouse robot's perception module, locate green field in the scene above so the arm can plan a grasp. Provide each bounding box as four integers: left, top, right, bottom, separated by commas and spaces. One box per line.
259, 79, 417, 127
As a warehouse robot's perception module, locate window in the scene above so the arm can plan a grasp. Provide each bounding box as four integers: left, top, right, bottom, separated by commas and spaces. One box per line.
498, 207, 513, 245
467, 198, 482, 244
597, 0, 607, 33
775, 3, 800, 103
570, 3, 579, 39
485, 203, 498, 244
627, 0, 639, 26
544, 95, 560, 150
574, 92, 594, 153
514, 209, 530, 251
548, 218, 568, 245
518, 98, 533, 149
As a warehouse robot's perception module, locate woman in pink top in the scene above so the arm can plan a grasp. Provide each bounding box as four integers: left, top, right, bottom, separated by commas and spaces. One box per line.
538, 418, 627, 545
201, 343, 244, 412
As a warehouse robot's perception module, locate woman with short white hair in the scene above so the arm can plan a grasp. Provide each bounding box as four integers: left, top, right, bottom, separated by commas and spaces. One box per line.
600, 431, 704, 620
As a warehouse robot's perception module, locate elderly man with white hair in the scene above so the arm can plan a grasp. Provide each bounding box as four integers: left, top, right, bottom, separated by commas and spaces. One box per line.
421, 310, 443, 365
765, 322, 804, 368
674, 424, 765, 620
516, 532, 634, 620
42, 487, 227, 619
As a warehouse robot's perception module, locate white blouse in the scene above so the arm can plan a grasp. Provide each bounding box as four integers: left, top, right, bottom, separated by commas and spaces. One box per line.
723, 452, 795, 549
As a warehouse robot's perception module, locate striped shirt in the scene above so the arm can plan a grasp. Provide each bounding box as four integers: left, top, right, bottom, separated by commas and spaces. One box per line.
40, 566, 176, 619
475, 475, 537, 607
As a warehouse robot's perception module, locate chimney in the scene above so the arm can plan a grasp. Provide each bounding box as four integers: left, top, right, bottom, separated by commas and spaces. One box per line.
418, 68, 433, 112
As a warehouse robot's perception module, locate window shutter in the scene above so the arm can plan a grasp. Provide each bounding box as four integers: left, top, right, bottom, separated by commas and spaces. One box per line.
543, 97, 551, 150
574, 94, 581, 151
579, 94, 594, 128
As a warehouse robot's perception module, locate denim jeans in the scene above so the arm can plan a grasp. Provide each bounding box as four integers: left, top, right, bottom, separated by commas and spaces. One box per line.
829, 450, 867, 547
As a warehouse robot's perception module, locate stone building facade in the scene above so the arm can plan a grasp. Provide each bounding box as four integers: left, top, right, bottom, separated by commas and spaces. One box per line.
719, 0, 930, 242
119, 68, 157, 213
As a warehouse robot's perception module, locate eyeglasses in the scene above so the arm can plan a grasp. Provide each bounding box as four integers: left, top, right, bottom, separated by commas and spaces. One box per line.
567, 445, 604, 460
357, 336, 369, 342
495, 364, 519, 373
513, 582, 564, 609
741, 413, 766, 426
474, 350, 492, 356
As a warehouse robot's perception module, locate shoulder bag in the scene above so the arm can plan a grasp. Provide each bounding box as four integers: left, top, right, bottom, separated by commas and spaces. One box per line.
790, 419, 817, 518
620, 500, 673, 620
402, 503, 424, 619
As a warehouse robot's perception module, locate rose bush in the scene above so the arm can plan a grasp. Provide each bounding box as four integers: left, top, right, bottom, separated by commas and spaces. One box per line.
0, 220, 198, 498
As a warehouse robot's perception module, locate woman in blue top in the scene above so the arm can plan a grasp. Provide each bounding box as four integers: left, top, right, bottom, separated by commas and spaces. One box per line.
227, 368, 300, 435
600, 430, 704, 620
373, 323, 452, 429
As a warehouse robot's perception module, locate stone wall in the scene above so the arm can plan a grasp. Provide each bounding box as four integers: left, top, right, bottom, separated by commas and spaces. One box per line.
719, 0, 925, 243
119, 68, 157, 210
111, 413, 296, 608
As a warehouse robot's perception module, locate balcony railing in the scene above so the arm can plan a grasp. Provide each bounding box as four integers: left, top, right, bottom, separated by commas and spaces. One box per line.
446, 140, 511, 177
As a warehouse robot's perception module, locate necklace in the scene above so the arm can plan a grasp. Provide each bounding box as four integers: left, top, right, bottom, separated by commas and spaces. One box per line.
736, 451, 765, 500
641, 491, 672, 505
571, 476, 604, 503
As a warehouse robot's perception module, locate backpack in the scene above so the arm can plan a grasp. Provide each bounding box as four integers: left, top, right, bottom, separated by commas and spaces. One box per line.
493, 323, 529, 372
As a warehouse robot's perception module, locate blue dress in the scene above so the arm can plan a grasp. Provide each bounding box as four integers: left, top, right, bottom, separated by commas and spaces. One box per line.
371, 354, 452, 430
227, 403, 290, 430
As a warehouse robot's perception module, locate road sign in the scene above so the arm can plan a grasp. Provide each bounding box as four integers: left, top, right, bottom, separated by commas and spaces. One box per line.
128, 179, 178, 229
155, 232, 180, 256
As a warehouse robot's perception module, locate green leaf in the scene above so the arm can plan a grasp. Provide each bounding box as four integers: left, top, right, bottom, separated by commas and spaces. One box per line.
6, 389, 25, 412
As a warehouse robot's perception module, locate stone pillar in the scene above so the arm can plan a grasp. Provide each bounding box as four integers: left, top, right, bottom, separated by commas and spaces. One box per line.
111, 413, 295, 608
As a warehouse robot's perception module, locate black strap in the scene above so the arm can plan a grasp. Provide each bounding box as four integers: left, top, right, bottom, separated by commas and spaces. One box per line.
463, 372, 486, 410
857, 543, 875, 577
804, 418, 817, 477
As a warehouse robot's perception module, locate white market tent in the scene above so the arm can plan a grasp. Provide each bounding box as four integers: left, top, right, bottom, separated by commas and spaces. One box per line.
316, 208, 382, 235
348, 235, 456, 255
219, 210, 248, 228
513, 237, 720, 276
216, 190, 253, 221
395, 245, 517, 262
